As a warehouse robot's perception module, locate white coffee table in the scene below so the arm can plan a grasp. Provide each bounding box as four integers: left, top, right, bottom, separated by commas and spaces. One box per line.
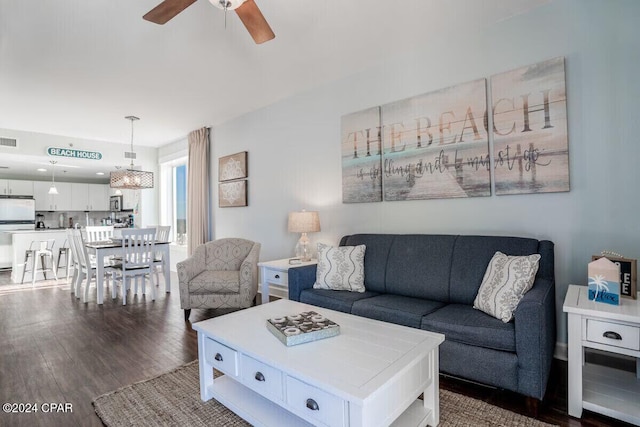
194, 299, 444, 427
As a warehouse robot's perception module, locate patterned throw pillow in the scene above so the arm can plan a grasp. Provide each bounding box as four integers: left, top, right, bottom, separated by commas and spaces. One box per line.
313, 243, 366, 292
473, 251, 541, 323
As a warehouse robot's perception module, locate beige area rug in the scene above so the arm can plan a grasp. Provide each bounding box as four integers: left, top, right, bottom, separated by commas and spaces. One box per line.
93, 360, 556, 427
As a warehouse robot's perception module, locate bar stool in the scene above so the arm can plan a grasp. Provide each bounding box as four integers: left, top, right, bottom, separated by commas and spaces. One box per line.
56, 239, 72, 281
21, 239, 58, 285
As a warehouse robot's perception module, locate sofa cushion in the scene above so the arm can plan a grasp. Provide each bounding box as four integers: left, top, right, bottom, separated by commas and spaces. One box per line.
188, 270, 240, 294
421, 304, 516, 352
352, 294, 446, 329
313, 244, 366, 292
299, 289, 379, 313
340, 234, 396, 293
473, 252, 541, 322
384, 235, 456, 302
448, 235, 541, 305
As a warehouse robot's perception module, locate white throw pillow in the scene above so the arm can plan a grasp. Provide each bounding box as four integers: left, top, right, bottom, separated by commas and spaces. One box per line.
313, 243, 366, 292
473, 251, 541, 323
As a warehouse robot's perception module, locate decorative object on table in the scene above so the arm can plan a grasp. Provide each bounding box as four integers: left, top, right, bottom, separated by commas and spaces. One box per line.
313, 243, 366, 292
110, 116, 154, 190
491, 56, 570, 195
218, 151, 248, 182
48, 160, 59, 195
287, 210, 320, 261
266, 311, 339, 346
473, 251, 541, 322
592, 251, 637, 299
341, 106, 383, 203
381, 78, 491, 201
587, 257, 620, 305
218, 180, 248, 207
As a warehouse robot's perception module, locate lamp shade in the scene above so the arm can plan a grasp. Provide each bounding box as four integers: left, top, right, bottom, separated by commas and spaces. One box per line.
288, 211, 320, 233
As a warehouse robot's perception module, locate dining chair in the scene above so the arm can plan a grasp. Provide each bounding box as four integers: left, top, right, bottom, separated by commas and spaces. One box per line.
150, 225, 171, 287
85, 225, 115, 242
66, 228, 81, 295
110, 228, 157, 306
71, 228, 113, 303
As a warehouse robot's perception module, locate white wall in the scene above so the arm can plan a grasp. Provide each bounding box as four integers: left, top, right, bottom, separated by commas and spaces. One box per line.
209, 0, 640, 343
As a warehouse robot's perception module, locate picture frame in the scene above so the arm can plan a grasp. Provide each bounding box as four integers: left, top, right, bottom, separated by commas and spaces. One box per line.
219, 180, 247, 207
219, 151, 248, 182
591, 255, 637, 299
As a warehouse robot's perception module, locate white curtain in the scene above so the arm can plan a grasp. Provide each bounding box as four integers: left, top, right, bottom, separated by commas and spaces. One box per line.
187, 127, 210, 256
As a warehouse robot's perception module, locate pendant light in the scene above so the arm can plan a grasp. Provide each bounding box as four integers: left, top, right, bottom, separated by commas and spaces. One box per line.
110, 116, 154, 190
48, 160, 59, 195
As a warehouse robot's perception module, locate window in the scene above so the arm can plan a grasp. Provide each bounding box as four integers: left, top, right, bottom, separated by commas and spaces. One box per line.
160, 157, 188, 245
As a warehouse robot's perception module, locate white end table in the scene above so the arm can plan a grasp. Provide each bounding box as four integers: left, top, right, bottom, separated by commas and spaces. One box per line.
258, 258, 317, 304
563, 284, 640, 425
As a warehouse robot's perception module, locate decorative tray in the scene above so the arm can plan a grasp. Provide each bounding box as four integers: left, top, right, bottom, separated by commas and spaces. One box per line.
266, 311, 340, 346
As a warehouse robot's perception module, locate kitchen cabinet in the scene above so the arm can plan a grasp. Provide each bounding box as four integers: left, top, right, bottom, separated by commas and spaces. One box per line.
71, 183, 109, 211
33, 181, 72, 211
0, 179, 34, 196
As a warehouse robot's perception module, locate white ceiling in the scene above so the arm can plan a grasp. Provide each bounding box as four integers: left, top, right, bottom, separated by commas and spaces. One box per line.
0, 0, 550, 150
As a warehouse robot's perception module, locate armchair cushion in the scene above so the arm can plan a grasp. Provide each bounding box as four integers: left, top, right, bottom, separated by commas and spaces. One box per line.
188, 271, 240, 294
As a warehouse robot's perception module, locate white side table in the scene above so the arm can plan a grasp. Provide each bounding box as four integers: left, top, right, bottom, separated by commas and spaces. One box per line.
563, 284, 640, 425
258, 258, 318, 304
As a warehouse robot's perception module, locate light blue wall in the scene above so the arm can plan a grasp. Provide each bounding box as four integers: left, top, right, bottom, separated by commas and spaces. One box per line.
210, 0, 640, 343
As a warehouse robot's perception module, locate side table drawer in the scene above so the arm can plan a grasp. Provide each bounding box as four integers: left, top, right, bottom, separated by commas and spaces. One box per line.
286, 376, 345, 427
586, 319, 640, 351
204, 338, 239, 376
241, 355, 284, 402
265, 269, 288, 286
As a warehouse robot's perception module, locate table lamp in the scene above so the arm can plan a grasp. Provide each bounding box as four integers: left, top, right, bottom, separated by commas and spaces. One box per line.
287, 210, 320, 261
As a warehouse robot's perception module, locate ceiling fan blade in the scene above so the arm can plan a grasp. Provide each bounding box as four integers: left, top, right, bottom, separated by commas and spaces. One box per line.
235, 0, 275, 44
143, 0, 197, 25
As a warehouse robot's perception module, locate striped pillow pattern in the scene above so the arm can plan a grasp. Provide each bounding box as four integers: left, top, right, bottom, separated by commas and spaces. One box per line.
473, 251, 541, 323
313, 243, 366, 292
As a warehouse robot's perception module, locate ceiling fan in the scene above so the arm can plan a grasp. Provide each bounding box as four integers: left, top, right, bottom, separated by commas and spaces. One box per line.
143, 0, 275, 44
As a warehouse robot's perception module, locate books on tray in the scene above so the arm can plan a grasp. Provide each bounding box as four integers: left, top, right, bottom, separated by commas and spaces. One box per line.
266, 311, 340, 346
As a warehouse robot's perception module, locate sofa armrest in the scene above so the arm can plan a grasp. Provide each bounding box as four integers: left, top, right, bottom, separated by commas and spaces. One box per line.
177, 245, 207, 308
514, 277, 556, 400
240, 243, 261, 298
288, 264, 317, 301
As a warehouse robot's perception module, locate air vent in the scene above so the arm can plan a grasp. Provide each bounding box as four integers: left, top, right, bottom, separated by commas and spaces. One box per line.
0, 166, 8, 169
0, 137, 18, 148
124, 151, 137, 160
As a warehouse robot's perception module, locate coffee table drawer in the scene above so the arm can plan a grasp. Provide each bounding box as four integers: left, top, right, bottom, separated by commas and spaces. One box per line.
286, 376, 345, 427
241, 355, 284, 401
204, 338, 238, 377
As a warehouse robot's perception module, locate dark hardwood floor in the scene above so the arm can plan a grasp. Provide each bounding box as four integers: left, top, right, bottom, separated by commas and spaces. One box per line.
0, 271, 634, 427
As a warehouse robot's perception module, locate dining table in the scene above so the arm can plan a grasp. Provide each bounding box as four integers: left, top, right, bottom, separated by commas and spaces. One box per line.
85, 239, 171, 304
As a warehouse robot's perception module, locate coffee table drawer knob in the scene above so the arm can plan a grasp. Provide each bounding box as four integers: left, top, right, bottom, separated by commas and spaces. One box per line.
306, 399, 319, 411
215, 353, 223, 362
254, 372, 265, 382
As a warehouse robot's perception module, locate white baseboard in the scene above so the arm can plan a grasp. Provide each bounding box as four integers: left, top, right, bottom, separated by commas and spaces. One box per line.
555, 342, 568, 361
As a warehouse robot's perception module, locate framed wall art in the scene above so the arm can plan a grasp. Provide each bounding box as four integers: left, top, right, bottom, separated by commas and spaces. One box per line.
341, 106, 383, 203
219, 180, 248, 208
491, 57, 570, 195
381, 78, 491, 201
219, 151, 248, 182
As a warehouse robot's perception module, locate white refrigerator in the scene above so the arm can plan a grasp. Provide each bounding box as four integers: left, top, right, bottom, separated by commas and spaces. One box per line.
0, 197, 36, 269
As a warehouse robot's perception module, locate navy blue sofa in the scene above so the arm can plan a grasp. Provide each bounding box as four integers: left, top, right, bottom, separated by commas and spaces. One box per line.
288, 234, 556, 402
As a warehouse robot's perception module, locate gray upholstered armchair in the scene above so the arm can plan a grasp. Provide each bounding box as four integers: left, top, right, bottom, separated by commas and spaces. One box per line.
177, 238, 261, 321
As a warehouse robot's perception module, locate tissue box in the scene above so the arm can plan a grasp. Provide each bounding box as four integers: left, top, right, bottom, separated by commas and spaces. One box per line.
588, 257, 621, 305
